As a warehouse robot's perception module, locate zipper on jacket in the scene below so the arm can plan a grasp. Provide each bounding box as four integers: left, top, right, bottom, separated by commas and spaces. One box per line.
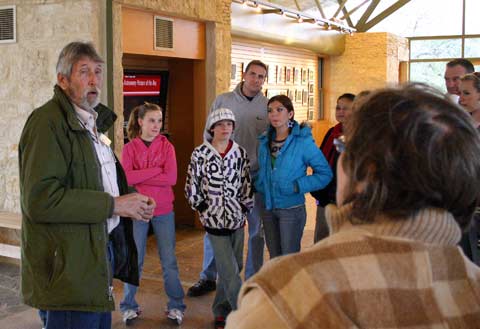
104, 222, 113, 301
83, 126, 112, 302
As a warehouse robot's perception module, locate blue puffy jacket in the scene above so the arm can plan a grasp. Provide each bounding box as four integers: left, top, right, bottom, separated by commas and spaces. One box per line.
256, 121, 333, 210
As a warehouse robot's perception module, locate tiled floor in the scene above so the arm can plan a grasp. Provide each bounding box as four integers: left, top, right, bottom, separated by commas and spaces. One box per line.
0, 196, 318, 329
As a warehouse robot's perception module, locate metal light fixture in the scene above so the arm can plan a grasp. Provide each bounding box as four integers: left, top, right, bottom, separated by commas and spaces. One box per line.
232, 0, 356, 34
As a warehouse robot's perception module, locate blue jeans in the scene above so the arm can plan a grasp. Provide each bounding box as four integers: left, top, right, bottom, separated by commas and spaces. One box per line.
263, 205, 307, 258
43, 242, 114, 329
120, 212, 185, 312
44, 310, 111, 329
39, 309, 47, 327
200, 193, 265, 281
207, 228, 244, 317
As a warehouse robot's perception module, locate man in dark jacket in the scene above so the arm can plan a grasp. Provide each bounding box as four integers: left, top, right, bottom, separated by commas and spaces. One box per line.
18, 41, 155, 329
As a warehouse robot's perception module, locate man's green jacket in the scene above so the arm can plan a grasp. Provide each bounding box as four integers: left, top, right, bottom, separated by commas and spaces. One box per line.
18, 85, 139, 312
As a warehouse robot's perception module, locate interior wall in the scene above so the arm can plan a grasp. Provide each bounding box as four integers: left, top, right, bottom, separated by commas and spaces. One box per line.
0, 0, 105, 213
112, 1, 232, 158
327, 32, 409, 129
167, 59, 196, 226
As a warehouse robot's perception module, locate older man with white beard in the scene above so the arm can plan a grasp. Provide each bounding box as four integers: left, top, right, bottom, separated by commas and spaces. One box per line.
19, 41, 155, 329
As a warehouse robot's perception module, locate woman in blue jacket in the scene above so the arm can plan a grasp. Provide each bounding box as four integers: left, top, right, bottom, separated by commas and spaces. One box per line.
256, 95, 332, 258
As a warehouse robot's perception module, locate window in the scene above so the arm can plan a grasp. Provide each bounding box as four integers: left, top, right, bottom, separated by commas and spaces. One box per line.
407, 1, 478, 93
465, 0, 480, 34
410, 39, 462, 60
409, 61, 448, 93
465, 38, 480, 58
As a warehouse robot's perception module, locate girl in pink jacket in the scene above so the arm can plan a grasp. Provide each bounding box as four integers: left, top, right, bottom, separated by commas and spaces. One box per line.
119, 102, 185, 325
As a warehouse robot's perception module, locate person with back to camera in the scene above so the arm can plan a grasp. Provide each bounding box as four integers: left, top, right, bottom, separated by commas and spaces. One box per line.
255, 95, 332, 258
185, 108, 254, 329
226, 84, 480, 328
119, 102, 186, 325
311, 93, 355, 243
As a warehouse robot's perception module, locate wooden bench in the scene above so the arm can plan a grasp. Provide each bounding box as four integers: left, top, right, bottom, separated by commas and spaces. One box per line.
0, 211, 21, 259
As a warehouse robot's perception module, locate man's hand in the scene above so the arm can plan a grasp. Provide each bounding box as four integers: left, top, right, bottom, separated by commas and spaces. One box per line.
113, 193, 156, 222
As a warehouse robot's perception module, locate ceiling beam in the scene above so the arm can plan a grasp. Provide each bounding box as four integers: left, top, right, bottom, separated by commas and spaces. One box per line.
293, 0, 302, 11
313, 0, 326, 19
355, 0, 380, 30
358, 0, 411, 32
340, 0, 370, 20
341, 7, 354, 28
333, 0, 348, 19
339, 0, 372, 28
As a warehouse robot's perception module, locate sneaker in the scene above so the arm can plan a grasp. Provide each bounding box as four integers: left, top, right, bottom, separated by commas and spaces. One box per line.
187, 279, 216, 297
167, 308, 184, 325
214, 316, 226, 329
122, 309, 139, 325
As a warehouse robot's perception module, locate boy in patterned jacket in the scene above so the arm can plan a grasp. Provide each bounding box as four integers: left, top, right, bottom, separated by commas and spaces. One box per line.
185, 108, 254, 329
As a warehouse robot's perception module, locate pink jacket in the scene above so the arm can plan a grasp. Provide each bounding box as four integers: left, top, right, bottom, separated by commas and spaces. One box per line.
121, 135, 177, 216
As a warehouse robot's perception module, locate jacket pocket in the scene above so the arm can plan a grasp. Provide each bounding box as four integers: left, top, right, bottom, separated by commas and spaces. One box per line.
48, 248, 64, 288
278, 180, 296, 196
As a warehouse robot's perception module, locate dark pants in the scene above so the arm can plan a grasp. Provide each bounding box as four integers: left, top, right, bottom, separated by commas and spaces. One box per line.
459, 215, 479, 265
44, 310, 111, 329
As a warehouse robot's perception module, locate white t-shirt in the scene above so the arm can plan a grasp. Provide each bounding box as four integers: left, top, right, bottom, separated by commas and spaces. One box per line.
74, 104, 120, 233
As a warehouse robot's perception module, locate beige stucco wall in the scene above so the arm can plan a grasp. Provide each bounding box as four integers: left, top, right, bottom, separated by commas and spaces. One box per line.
326, 32, 409, 124
111, 0, 232, 154
0, 0, 106, 213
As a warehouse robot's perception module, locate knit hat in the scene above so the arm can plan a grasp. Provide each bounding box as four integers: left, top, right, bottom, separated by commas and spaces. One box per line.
204, 108, 236, 139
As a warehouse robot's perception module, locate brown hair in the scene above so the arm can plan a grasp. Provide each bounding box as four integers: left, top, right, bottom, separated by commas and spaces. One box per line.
460, 72, 480, 93
338, 93, 355, 102
126, 102, 163, 140
268, 94, 294, 114
244, 60, 267, 74
342, 84, 480, 228
447, 58, 475, 73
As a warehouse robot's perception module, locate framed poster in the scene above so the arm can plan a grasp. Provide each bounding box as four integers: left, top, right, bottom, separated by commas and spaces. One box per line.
308, 95, 314, 107
294, 67, 300, 84
277, 66, 284, 84
302, 89, 308, 105
295, 89, 302, 103
287, 89, 294, 99
268, 65, 276, 84
266, 89, 288, 98
308, 83, 314, 94
231, 64, 236, 80
285, 68, 292, 83
308, 109, 314, 120
308, 68, 314, 82
302, 68, 308, 84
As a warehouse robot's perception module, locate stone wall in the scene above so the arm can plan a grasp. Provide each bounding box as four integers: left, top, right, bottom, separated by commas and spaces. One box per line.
326, 32, 409, 123
0, 0, 105, 213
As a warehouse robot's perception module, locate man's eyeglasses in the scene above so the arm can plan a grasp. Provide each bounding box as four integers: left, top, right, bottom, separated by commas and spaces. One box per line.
333, 135, 346, 153
267, 106, 287, 113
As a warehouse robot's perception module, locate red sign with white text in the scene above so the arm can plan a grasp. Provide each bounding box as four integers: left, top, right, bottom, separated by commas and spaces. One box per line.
123, 75, 161, 96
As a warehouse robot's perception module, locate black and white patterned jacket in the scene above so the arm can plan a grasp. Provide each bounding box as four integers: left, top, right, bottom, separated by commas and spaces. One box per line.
185, 140, 254, 231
